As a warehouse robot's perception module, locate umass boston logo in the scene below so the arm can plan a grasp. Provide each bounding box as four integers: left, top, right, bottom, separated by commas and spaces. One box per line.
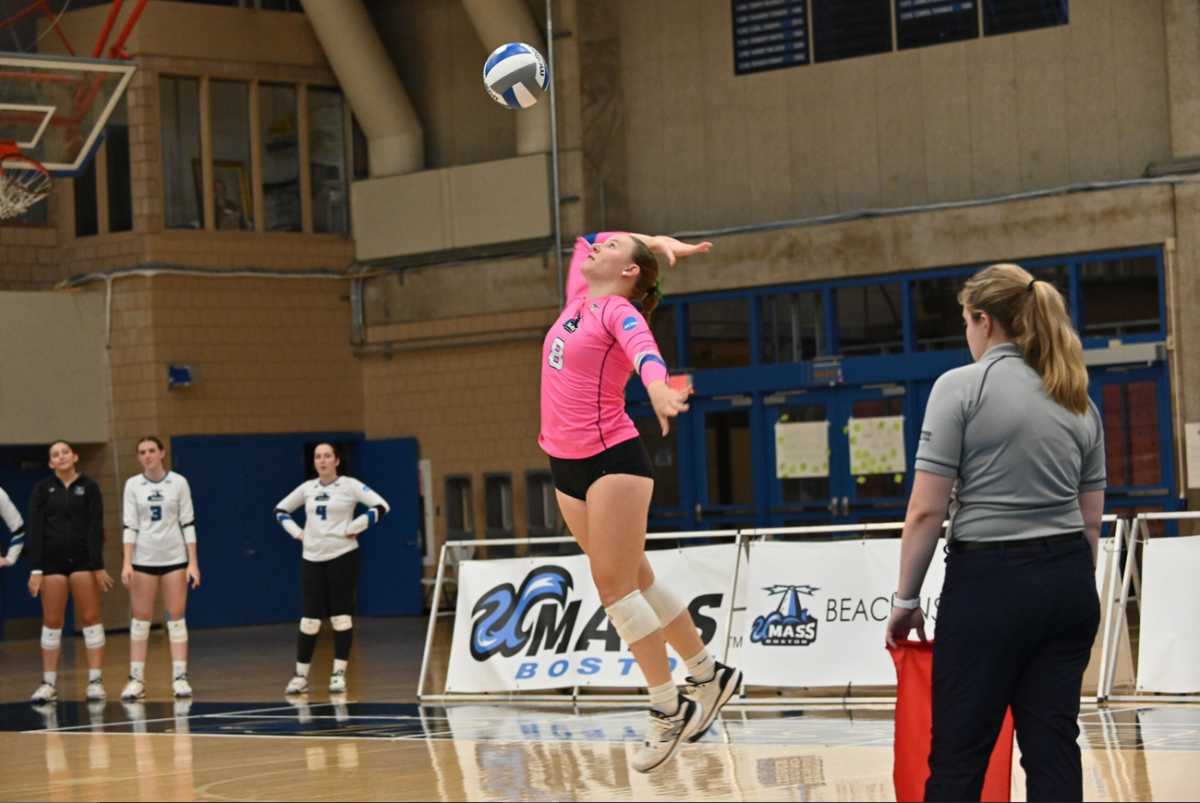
470, 566, 576, 661
750, 584, 820, 647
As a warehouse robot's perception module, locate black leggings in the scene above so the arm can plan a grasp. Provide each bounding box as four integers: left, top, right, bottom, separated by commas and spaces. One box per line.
297, 549, 361, 664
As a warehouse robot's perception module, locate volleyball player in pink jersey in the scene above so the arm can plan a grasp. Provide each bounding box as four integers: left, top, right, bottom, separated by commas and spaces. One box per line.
541, 232, 742, 773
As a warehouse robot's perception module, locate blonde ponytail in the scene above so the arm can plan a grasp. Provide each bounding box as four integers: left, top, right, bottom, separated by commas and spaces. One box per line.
958, 264, 1090, 415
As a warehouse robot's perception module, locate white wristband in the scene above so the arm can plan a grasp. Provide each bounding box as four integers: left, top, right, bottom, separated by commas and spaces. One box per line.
891, 594, 921, 610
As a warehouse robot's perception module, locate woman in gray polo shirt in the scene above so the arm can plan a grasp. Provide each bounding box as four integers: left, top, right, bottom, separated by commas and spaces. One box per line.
885, 264, 1105, 803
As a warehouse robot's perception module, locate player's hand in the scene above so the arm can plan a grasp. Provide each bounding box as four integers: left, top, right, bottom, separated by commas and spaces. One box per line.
296, 529, 305, 542
188, 562, 201, 589
651, 236, 712, 266
648, 381, 690, 436
0, 558, 12, 568
121, 563, 134, 588
886, 606, 927, 649
94, 570, 115, 592
28, 574, 42, 598
345, 531, 358, 540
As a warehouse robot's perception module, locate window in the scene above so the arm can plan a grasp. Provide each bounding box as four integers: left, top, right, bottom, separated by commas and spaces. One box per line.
812, 0, 893, 63
688, 298, 752, 369
984, 0, 1068, 37
777, 404, 831, 504
484, 474, 514, 557
210, 80, 254, 231
1079, 256, 1160, 338
351, 115, 369, 181
914, 276, 967, 352
705, 410, 754, 506
650, 305, 678, 368
308, 87, 349, 235
73, 158, 99, 238
259, 83, 301, 231
634, 415, 681, 509
106, 97, 133, 233
762, 291, 825, 363
851, 398, 906, 498
445, 476, 473, 536
526, 471, 556, 538
896, 0, 980, 50
160, 76, 202, 229
1102, 382, 1162, 489
836, 283, 904, 356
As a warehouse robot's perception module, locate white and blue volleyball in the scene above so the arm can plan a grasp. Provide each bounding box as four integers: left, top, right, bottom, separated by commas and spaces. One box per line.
483, 43, 549, 110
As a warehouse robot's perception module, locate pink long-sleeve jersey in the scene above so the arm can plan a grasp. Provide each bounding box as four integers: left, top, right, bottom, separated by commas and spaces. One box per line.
539, 233, 670, 459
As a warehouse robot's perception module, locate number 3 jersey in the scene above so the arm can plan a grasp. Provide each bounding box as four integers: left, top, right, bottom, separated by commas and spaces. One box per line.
274, 476, 390, 563
122, 472, 196, 567
539, 233, 670, 460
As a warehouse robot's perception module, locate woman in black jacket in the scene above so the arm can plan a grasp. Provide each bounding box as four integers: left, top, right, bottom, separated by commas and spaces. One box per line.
28, 441, 113, 703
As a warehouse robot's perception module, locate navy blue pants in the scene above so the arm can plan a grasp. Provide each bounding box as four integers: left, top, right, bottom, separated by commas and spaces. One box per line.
926, 537, 1100, 803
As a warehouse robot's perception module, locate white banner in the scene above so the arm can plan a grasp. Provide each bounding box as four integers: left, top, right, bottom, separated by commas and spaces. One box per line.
1137, 535, 1200, 693
740, 539, 946, 688
445, 545, 738, 693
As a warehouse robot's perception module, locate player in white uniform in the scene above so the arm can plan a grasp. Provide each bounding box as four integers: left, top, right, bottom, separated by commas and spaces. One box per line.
275, 443, 390, 696
119, 437, 201, 701
0, 485, 25, 570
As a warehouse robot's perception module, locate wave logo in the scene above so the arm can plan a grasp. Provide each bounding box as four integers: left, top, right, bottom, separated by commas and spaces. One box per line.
470, 566, 574, 661
750, 584, 820, 647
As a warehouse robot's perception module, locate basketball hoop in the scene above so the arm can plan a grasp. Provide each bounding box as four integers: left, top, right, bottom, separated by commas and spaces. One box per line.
0, 140, 52, 220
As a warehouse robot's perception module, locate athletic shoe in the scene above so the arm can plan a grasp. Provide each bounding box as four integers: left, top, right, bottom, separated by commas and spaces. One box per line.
683, 661, 743, 743
172, 674, 193, 699
86, 680, 107, 702
328, 670, 347, 694
121, 678, 146, 701
30, 683, 57, 704
631, 695, 703, 774
285, 674, 310, 695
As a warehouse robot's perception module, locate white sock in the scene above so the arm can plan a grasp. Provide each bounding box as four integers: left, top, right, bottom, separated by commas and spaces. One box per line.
685, 648, 716, 683
89, 669, 102, 683
43, 671, 56, 687
295, 662, 310, 678
130, 662, 145, 682
173, 661, 187, 679
648, 680, 679, 716
333, 659, 348, 675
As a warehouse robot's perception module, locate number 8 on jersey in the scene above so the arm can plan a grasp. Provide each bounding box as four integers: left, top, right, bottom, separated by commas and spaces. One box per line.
548, 337, 566, 371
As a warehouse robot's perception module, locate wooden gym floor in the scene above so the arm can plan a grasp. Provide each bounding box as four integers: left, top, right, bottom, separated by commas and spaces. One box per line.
0, 618, 1194, 802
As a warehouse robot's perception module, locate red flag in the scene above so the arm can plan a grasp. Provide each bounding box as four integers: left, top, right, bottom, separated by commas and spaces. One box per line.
889, 641, 1014, 803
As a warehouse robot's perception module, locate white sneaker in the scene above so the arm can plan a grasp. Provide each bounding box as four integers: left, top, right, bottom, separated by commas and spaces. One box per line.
30, 683, 57, 703
683, 661, 743, 743
328, 671, 347, 694
172, 674, 193, 698
121, 678, 146, 701
86, 680, 107, 702
285, 674, 309, 695
631, 695, 704, 774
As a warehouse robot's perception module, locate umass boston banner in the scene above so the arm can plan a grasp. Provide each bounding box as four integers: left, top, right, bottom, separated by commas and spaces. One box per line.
445, 545, 740, 693
740, 540, 948, 688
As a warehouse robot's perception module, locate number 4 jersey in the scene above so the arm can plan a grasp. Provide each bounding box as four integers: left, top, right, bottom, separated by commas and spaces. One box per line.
274, 477, 390, 563
122, 472, 196, 567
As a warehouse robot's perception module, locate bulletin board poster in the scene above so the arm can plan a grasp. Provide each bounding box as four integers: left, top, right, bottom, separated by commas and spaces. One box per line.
847, 416, 906, 476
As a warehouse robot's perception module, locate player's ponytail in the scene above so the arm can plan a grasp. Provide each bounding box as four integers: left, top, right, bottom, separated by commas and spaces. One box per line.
958, 264, 1089, 415
628, 237, 660, 323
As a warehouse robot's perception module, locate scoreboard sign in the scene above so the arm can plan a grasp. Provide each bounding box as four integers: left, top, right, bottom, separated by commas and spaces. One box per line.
732, 0, 810, 76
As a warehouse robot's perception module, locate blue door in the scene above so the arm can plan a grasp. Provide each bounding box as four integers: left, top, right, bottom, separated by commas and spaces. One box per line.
0, 447, 52, 631
762, 389, 839, 527
353, 438, 422, 616
690, 396, 762, 530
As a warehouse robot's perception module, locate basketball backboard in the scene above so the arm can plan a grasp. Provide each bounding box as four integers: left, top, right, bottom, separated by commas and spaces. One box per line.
0, 52, 136, 177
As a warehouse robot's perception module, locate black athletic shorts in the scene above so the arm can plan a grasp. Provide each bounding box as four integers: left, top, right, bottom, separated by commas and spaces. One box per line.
132, 562, 188, 576
300, 548, 362, 620
41, 549, 92, 577
549, 436, 654, 501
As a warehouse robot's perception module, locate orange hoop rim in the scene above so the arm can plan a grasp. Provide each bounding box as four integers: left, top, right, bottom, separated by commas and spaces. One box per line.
0, 139, 53, 219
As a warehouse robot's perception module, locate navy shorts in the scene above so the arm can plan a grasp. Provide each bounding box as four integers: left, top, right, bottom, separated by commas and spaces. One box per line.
549, 437, 654, 501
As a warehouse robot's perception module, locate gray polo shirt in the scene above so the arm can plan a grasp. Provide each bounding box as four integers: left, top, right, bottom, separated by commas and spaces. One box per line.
915, 343, 1106, 542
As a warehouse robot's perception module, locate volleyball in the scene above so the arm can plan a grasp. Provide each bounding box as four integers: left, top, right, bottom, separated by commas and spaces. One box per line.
483, 42, 548, 110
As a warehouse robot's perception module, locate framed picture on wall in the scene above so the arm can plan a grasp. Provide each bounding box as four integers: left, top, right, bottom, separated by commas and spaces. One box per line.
192, 159, 254, 231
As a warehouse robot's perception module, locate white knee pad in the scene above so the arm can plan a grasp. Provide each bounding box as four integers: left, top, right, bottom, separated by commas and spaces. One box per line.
167, 618, 188, 644
643, 580, 687, 626
299, 618, 322, 636
82, 624, 106, 649
605, 590, 659, 645
41, 627, 62, 650
129, 619, 151, 642
330, 615, 353, 632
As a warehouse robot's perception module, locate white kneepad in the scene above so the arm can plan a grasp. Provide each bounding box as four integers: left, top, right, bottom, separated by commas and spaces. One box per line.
299, 618, 322, 636
330, 615, 352, 632
41, 627, 62, 650
82, 624, 106, 649
130, 619, 151, 642
643, 580, 687, 626
605, 590, 659, 645
167, 618, 188, 644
